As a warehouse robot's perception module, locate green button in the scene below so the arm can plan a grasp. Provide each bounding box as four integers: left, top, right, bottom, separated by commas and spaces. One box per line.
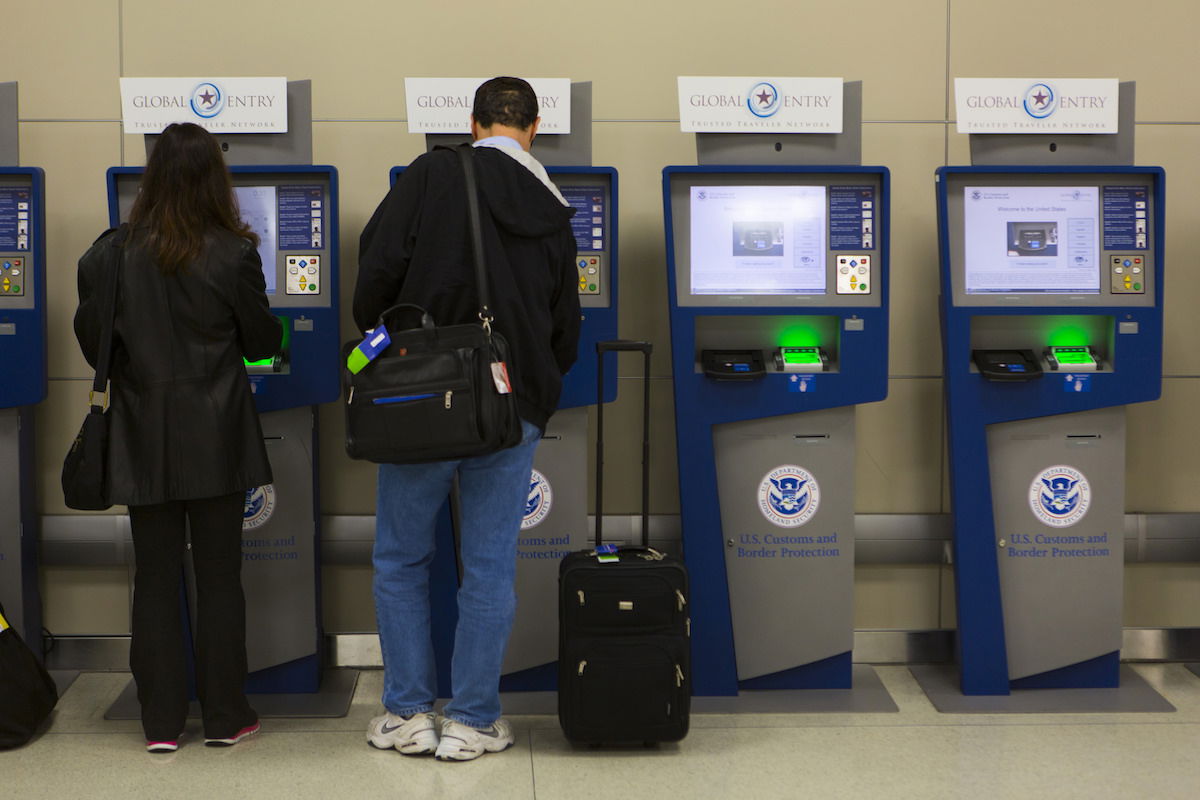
1134, 283, 1142, 290
588, 284, 597, 291
309, 284, 318, 291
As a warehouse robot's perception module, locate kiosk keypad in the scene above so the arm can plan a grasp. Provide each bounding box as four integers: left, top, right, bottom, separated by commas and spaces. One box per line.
577, 255, 602, 295
1110, 255, 1145, 294
1, 258, 23, 296
285, 255, 321, 295
835, 254, 871, 295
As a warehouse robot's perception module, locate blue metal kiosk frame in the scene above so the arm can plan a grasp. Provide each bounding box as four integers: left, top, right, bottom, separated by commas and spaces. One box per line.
663, 164, 890, 694
0, 166, 46, 645
937, 164, 1165, 694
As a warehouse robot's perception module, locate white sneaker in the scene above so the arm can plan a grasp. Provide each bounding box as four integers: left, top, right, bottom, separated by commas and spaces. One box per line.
434, 718, 514, 762
366, 712, 438, 755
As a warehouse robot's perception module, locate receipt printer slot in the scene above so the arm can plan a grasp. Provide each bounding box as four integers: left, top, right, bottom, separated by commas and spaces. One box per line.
702, 349, 766, 380
972, 349, 1043, 382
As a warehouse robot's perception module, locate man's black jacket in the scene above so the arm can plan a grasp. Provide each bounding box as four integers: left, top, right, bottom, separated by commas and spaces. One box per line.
354, 146, 581, 430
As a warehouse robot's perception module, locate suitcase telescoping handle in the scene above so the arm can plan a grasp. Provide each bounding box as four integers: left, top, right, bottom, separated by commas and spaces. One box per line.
595, 340, 653, 549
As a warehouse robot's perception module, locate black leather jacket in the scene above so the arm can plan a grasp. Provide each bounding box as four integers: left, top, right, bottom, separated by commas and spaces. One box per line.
74, 225, 281, 506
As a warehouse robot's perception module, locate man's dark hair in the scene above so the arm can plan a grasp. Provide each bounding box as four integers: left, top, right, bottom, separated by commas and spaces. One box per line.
472, 77, 539, 130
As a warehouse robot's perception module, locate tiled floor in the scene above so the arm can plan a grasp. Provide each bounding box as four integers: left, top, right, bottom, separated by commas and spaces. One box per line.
6, 664, 1200, 799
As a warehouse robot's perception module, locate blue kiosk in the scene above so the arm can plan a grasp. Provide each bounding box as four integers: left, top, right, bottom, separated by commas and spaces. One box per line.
926, 82, 1172, 703
387, 83, 619, 703
105, 81, 350, 715
663, 82, 894, 704
0, 82, 47, 651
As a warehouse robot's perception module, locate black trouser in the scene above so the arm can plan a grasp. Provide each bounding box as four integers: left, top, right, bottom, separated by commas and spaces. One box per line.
128, 492, 256, 740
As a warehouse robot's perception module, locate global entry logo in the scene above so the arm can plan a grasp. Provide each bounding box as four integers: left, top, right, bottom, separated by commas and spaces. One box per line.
1029, 465, 1090, 528
190, 82, 225, 118
747, 81, 781, 118
758, 465, 820, 527
1023, 82, 1057, 119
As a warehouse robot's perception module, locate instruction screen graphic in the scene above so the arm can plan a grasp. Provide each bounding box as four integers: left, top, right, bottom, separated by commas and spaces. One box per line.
690, 185, 827, 296
559, 186, 605, 253
234, 185, 278, 294
0, 187, 32, 252
963, 186, 1099, 294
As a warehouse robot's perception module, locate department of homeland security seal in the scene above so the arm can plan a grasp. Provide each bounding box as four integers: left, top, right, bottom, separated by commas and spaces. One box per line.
758, 465, 820, 528
521, 470, 553, 530
1029, 465, 1090, 528
243, 484, 276, 531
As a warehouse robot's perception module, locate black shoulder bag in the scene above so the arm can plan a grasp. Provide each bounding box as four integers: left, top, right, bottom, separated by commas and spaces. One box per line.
342, 144, 523, 463
61, 227, 123, 510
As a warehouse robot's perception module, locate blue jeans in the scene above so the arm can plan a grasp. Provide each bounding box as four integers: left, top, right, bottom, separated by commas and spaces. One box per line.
373, 419, 541, 728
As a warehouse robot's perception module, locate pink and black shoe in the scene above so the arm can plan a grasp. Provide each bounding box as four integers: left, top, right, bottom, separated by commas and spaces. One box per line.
204, 721, 260, 747
146, 738, 179, 753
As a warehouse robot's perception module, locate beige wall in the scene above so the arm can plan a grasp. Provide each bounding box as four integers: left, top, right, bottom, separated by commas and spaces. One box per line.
11, 0, 1200, 635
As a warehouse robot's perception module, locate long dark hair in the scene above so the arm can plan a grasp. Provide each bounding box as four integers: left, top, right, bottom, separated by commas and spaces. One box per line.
127, 122, 257, 274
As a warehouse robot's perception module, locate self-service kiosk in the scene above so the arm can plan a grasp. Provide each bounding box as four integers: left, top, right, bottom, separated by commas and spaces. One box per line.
0, 82, 47, 649
663, 89, 890, 699
936, 166, 1164, 694
104, 82, 344, 712
387, 83, 618, 701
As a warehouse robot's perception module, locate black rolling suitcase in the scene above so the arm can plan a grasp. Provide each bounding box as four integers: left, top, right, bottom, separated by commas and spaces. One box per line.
558, 340, 690, 745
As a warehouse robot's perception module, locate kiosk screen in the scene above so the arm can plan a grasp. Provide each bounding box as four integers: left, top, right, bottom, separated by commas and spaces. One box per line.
690, 185, 827, 296
963, 185, 1100, 295
234, 185, 278, 294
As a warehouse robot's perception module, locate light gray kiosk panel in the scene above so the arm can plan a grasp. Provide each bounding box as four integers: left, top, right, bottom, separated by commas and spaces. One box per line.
240, 406, 321, 672
503, 407, 590, 674
0, 408, 27, 632
0, 83, 16, 164
987, 407, 1126, 680
714, 407, 855, 679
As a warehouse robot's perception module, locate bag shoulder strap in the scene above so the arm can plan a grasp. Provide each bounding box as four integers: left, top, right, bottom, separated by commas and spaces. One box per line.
90, 225, 128, 405
453, 144, 493, 327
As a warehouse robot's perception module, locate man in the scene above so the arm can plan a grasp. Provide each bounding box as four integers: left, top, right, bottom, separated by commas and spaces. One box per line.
354, 77, 580, 761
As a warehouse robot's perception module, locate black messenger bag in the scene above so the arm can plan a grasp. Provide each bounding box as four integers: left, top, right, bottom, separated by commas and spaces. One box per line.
342, 144, 522, 464
342, 304, 521, 464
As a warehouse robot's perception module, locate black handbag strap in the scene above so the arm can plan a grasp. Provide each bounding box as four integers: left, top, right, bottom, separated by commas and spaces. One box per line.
454, 144, 494, 331
90, 226, 126, 410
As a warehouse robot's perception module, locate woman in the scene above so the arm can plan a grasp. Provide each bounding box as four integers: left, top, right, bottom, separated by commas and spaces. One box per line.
74, 122, 281, 753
